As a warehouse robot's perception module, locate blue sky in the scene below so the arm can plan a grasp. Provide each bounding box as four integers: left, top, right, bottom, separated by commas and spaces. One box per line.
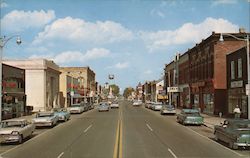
1, 0, 249, 91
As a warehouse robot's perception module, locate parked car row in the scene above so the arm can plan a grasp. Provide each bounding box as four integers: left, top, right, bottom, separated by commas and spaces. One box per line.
144, 101, 250, 150
0, 103, 95, 144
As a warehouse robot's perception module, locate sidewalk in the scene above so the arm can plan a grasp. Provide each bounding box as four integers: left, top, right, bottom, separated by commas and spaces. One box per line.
175, 109, 225, 130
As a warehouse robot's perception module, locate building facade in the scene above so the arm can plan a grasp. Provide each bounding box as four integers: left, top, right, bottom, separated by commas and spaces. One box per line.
3, 59, 61, 112
227, 46, 248, 118
2, 64, 26, 119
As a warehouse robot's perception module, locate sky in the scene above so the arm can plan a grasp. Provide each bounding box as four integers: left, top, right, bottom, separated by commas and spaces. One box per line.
0, 0, 249, 91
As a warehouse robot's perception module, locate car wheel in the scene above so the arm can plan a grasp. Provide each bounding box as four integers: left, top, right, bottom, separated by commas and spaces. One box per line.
18, 135, 23, 144
229, 141, 238, 150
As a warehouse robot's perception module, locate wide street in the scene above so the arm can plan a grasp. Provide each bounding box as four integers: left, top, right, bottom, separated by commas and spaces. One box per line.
0, 100, 249, 158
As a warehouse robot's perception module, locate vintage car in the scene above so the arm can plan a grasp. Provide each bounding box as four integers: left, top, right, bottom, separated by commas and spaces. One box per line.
133, 100, 142, 106
32, 112, 59, 127
0, 119, 35, 144
98, 103, 110, 112
176, 109, 204, 125
67, 103, 85, 114
214, 119, 250, 149
161, 104, 176, 115
110, 101, 119, 108
152, 102, 163, 111
53, 108, 71, 122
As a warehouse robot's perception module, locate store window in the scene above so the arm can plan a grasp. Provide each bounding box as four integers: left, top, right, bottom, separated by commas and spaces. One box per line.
231, 61, 235, 79
238, 58, 242, 78
203, 94, 214, 114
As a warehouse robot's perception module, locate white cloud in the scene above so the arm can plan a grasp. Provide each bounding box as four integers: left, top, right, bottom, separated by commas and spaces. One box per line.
140, 17, 238, 52
2, 10, 55, 32
29, 48, 111, 64
33, 16, 133, 45
1, 2, 8, 8
212, 0, 237, 6
114, 62, 130, 69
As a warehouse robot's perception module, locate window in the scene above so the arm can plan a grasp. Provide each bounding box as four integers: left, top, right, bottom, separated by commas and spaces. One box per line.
231, 61, 235, 79
238, 58, 242, 78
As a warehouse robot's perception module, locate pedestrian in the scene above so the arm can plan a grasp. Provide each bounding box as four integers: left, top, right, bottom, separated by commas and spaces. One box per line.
233, 105, 241, 119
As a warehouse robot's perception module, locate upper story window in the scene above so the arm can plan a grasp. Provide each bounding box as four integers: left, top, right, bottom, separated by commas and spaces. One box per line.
237, 58, 242, 78
231, 61, 235, 80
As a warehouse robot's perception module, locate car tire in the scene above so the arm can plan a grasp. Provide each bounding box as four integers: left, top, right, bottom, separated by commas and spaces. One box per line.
18, 135, 23, 144
229, 141, 238, 150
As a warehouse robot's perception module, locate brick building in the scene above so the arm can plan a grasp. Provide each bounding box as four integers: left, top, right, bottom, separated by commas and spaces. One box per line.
227, 46, 249, 118
164, 31, 248, 115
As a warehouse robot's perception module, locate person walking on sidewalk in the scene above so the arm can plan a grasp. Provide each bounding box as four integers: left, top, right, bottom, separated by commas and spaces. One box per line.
233, 105, 241, 119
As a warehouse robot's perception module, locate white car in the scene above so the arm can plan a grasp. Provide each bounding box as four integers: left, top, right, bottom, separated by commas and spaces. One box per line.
152, 102, 163, 111
160, 104, 176, 115
133, 100, 142, 106
67, 103, 85, 114
32, 112, 59, 127
0, 119, 35, 144
110, 101, 119, 108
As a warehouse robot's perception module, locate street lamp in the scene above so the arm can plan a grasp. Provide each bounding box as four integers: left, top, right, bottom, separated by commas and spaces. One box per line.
0, 35, 21, 121
219, 33, 249, 119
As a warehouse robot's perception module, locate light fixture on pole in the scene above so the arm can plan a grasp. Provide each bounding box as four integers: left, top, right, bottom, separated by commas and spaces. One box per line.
219, 33, 249, 119
0, 35, 21, 121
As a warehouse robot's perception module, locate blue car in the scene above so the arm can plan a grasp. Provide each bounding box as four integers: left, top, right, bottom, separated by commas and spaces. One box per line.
53, 108, 71, 122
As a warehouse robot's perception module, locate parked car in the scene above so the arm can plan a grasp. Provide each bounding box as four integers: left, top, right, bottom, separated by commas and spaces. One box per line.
133, 100, 142, 106
98, 103, 110, 112
161, 104, 176, 115
145, 102, 153, 109
110, 101, 119, 108
32, 112, 59, 127
152, 102, 162, 111
67, 103, 85, 114
0, 119, 35, 144
176, 109, 204, 125
53, 108, 71, 122
214, 119, 250, 149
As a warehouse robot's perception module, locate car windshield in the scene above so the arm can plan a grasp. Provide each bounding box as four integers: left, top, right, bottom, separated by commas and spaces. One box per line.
234, 122, 250, 129
186, 112, 200, 116
0, 121, 24, 128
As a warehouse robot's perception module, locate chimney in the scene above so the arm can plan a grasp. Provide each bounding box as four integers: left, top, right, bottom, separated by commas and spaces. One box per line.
239, 27, 246, 33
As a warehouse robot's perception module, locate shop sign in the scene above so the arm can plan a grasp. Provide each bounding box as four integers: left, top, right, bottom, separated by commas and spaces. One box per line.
246, 84, 250, 96
167, 87, 180, 92
230, 80, 243, 88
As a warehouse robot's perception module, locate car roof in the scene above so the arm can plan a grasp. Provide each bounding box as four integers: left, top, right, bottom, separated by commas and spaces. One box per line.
226, 119, 250, 124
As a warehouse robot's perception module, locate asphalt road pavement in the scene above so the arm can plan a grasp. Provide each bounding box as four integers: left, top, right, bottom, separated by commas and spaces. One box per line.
0, 100, 249, 158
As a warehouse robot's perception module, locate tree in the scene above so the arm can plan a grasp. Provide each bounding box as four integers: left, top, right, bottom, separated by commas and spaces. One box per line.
123, 87, 135, 99
110, 84, 120, 96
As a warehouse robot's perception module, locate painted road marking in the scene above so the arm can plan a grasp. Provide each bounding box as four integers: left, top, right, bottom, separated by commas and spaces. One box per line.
184, 126, 243, 157
119, 118, 123, 158
168, 148, 177, 158
57, 152, 64, 158
146, 123, 153, 131
84, 124, 92, 133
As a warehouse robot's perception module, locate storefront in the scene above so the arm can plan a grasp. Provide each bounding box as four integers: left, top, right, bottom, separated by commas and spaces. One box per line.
179, 85, 190, 108
2, 64, 26, 120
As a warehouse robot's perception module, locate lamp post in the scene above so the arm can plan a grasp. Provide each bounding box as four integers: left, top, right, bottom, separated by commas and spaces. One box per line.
0, 35, 21, 121
219, 33, 249, 119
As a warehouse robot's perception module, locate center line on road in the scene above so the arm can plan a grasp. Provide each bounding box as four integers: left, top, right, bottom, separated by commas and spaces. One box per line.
84, 124, 92, 133
57, 152, 64, 158
168, 148, 177, 158
146, 123, 153, 131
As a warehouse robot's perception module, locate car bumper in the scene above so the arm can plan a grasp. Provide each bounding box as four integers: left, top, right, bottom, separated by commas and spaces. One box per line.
99, 108, 109, 111
161, 110, 176, 114
234, 142, 250, 147
0, 135, 19, 143
34, 122, 53, 127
